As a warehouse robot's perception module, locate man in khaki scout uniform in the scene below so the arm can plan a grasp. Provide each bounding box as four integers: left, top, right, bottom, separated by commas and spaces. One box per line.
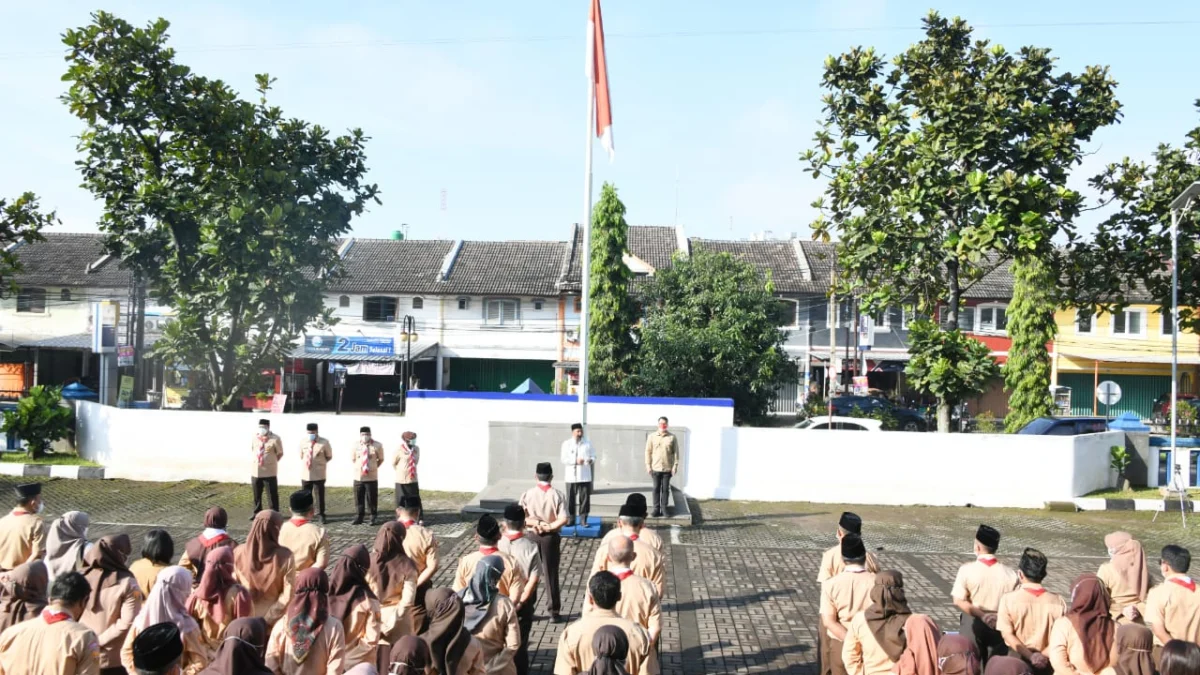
499, 504, 542, 675
0, 483, 45, 572
555, 571, 650, 675
352, 426, 385, 525
599, 494, 663, 552
996, 548, 1065, 675
643, 417, 679, 518
519, 462, 569, 623
817, 513, 880, 583
393, 430, 420, 507
952, 524, 1020, 667
299, 422, 333, 523
0, 570, 101, 675
453, 515, 525, 604
590, 504, 666, 599
584, 536, 662, 675
819, 534, 876, 675
277, 490, 329, 572
1146, 544, 1200, 653
250, 418, 284, 518
397, 495, 439, 633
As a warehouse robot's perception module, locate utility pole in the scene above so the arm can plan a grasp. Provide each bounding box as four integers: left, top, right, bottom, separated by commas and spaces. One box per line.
400, 315, 415, 415
133, 277, 146, 399
828, 263, 837, 426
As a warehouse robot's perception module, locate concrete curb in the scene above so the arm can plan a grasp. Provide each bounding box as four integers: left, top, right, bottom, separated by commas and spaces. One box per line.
1068, 497, 1195, 513
0, 464, 104, 479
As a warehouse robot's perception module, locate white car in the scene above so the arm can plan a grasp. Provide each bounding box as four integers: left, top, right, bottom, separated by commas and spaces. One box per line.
793, 416, 883, 431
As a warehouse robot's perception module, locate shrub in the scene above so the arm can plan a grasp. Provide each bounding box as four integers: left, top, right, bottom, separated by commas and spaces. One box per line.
1, 386, 73, 460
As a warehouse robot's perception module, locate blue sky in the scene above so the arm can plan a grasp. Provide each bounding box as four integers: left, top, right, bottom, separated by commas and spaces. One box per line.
1, 1, 1197, 243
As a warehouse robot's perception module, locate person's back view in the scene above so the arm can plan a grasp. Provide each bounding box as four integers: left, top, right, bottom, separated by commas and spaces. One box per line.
1159, 640, 1200, 675
129, 622, 185, 675
0, 571, 101, 675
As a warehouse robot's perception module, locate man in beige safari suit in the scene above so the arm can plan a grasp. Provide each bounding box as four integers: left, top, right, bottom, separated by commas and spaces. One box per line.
250, 419, 284, 518
299, 422, 333, 524
644, 417, 679, 518
352, 425, 385, 526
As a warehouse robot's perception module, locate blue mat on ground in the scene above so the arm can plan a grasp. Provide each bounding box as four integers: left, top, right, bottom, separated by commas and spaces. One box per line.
562, 516, 601, 538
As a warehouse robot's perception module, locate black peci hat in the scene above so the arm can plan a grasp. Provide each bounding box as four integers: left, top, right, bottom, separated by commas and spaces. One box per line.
976, 524, 1001, 550
306, 423, 318, 432
476, 514, 501, 541
258, 419, 270, 427
536, 462, 553, 475
132, 622, 183, 670
840, 533, 867, 560
838, 512, 863, 535
619, 503, 639, 519
14, 483, 41, 501
289, 490, 314, 513
571, 423, 583, 431
503, 503, 526, 522
360, 426, 371, 433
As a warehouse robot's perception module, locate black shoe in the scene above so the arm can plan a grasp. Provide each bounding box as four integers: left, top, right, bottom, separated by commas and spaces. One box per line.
652, 510, 663, 518
550, 613, 564, 624
352, 516, 364, 525
370, 515, 378, 526
319, 515, 327, 525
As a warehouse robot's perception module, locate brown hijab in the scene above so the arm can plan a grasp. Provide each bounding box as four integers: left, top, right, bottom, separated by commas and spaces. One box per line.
0, 560, 49, 633
370, 522, 417, 601
588, 625, 631, 675
937, 634, 980, 675
982, 656, 1032, 675
81, 534, 133, 611
187, 547, 250, 626
1104, 532, 1150, 602
894, 614, 940, 675
420, 588, 471, 675
197, 617, 272, 675
234, 511, 291, 601
1067, 573, 1115, 673
1112, 623, 1155, 675
864, 570, 912, 662
389, 635, 432, 675
185, 507, 237, 585
328, 545, 375, 622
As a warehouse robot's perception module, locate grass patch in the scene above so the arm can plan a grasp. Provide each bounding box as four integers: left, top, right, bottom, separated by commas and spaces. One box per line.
0, 452, 99, 467
1085, 487, 1200, 500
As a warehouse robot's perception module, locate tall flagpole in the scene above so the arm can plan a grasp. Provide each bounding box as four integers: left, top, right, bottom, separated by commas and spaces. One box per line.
579, 9, 596, 429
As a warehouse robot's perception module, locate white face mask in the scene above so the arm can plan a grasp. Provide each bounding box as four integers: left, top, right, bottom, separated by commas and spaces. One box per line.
307, 433, 317, 442
35, 501, 44, 515
361, 434, 371, 444
257, 427, 268, 437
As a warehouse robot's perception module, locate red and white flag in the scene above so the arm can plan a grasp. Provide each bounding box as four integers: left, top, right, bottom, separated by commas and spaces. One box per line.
587, 0, 614, 160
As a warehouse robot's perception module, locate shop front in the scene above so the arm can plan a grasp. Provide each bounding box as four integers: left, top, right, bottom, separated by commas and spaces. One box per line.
293, 334, 439, 412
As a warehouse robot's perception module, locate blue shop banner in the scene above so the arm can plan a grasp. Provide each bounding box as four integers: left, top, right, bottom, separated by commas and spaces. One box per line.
305, 335, 394, 356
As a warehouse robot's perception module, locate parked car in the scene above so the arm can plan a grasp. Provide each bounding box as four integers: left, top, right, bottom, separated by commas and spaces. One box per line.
828, 395, 927, 432
794, 416, 882, 431
378, 391, 402, 412
1017, 417, 1109, 435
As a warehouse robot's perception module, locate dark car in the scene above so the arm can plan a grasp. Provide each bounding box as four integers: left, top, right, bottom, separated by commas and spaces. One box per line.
828, 395, 927, 432
378, 391, 402, 412
1017, 417, 1109, 435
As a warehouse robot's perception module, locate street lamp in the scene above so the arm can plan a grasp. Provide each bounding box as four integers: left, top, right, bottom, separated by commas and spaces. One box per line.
1168, 182, 1200, 498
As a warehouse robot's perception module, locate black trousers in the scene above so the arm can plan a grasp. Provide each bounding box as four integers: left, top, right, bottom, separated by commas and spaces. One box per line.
567, 481, 592, 521
395, 482, 420, 508
530, 531, 561, 613
652, 471, 672, 514
960, 614, 1008, 667
354, 480, 379, 517
301, 480, 327, 517
252, 476, 279, 514
515, 591, 538, 675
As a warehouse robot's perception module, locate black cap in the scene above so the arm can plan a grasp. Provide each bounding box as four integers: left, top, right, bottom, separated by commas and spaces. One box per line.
258, 419, 270, 427
976, 525, 1001, 550
571, 423, 583, 431
536, 462, 552, 475
398, 495, 422, 511
306, 423, 318, 432
132, 622, 183, 670
624, 494, 648, 518
841, 533, 867, 560
838, 512, 862, 535
14, 483, 41, 500
503, 504, 526, 522
290, 490, 314, 513
619, 503, 639, 519
477, 514, 501, 541
360, 426, 371, 433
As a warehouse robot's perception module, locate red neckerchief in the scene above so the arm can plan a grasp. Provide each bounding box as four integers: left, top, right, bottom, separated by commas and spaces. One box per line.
257, 434, 269, 465
304, 440, 316, 469
1169, 577, 1197, 592
1024, 587, 1046, 597
401, 440, 418, 479
42, 609, 70, 625
290, 518, 308, 527
505, 532, 524, 541
978, 556, 998, 567
479, 546, 499, 556
613, 568, 634, 581
198, 532, 230, 547
11, 509, 29, 516
537, 482, 552, 492
400, 519, 416, 528
359, 441, 373, 476
629, 534, 639, 541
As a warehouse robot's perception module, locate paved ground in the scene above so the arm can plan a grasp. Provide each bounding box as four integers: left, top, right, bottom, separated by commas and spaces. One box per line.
2, 477, 1196, 674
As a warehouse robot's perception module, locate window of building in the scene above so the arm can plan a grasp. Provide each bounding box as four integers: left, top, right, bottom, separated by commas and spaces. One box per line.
873, 306, 904, 329
938, 306, 976, 331
338, 295, 350, 308
16, 288, 46, 314
60, 289, 71, 302
1076, 310, 1093, 334
458, 297, 469, 310
773, 299, 799, 327
532, 298, 544, 311
1162, 310, 1175, 336
574, 296, 582, 313
977, 305, 1008, 333
362, 296, 398, 322
484, 298, 520, 325
1182, 372, 1194, 395
1112, 309, 1145, 336
412, 297, 424, 310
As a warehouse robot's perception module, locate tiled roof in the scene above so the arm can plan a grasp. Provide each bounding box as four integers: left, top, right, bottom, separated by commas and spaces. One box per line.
438, 240, 565, 296
689, 238, 820, 295
9, 233, 132, 288
559, 224, 682, 291
329, 239, 454, 294
962, 256, 1014, 299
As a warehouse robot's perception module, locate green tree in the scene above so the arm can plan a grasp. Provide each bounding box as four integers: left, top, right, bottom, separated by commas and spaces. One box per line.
626, 248, 797, 421
587, 183, 637, 395
0, 193, 56, 290
61, 13, 379, 410
1003, 255, 1058, 432
805, 12, 1120, 431
905, 320, 1000, 431
2, 386, 73, 460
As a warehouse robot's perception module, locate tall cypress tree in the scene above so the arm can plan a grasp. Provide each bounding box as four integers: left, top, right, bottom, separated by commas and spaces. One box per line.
1003, 255, 1058, 432
587, 183, 637, 395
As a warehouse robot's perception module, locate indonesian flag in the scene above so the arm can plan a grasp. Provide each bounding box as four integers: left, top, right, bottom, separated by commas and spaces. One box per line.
588, 0, 614, 160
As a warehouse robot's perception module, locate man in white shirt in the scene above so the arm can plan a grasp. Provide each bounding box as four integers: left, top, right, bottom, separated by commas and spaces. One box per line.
560, 422, 596, 526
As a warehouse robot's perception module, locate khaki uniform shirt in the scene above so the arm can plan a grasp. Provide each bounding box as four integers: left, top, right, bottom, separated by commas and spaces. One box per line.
518, 485, 568, 531
644, 431, 679, 474
367, 566, 418, 642
591, 539, 665, 599
352, 440, 385, 482
266, 616, 346, 675
996, 584, 1066, 653
1145, 576, 1200, 645
455, 549, 525, 603
1048, 616, 1118, 675
189, 584, 248, 663
1097, 562, 1146, 621
120, 623, 206, 675
0, 612, 100, 675
439, 636, 486, 675
400, 520, 439, 578
341, 595, 382, 671
553, 609, 650, 675
599, 526, 664, 553
127, 559, 168, 601
79, 574, 141, 669
278, 519, 330, 572
299, 437, 334, 482
583, 571, 662, 675
252, 432, 285, 479
497, 534, 542, 592
951, 557, 1020, 613
820, 568, 876, 639
234, 554, 295, 626
817, 544, 880, 583
394, 442, 420, 484
0, 510, 45, 571
471, 595, 521, 675
842, 611, 897, 675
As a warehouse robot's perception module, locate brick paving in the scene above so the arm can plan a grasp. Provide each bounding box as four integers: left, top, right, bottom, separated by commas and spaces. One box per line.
1, 477, 1195, 674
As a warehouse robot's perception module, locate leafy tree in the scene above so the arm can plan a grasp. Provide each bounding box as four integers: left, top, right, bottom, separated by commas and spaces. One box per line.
805, 12, 1120, 430
904, 321, 999, 432
627, 249, 797, 421
1003, 255, 1058, 432
2, 386, 73, 460
61, 13, 379, 410
587, 183, 637, 395
0, 193, 56, 291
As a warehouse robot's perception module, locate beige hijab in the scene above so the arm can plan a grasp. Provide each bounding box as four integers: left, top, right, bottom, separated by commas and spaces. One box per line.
1104, 532, 1149, 602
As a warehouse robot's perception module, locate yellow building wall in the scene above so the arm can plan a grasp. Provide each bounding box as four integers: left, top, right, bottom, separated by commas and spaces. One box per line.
1053, 304, 1200, 375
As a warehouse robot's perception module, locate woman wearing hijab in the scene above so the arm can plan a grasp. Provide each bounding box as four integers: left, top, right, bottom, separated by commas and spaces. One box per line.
181, 507, 239, 586
458, 556, 519, 675
129, 529, 174, 600
982, 657, 1032, 675
266, 568, 346, 675
844, 571, 912, 675
0, 560, 48, 633
420, 588, 484, 675
367, 522, 420, 668
44, 511, 91, 583
198, 617, 273, 675
1048, 573, 1117, 675
187, 547, 253, 663
1111, 624, 1154, 675
938, 634, 981, 675
234, 510, 296, 626
893, 614, 941, 675
1096, 533, 1149, 623
389, 636, 432, 675
587, 625, 631, 675
80, 534, 143, 675
328, 545, 382, 671
121, 566, 208, 674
